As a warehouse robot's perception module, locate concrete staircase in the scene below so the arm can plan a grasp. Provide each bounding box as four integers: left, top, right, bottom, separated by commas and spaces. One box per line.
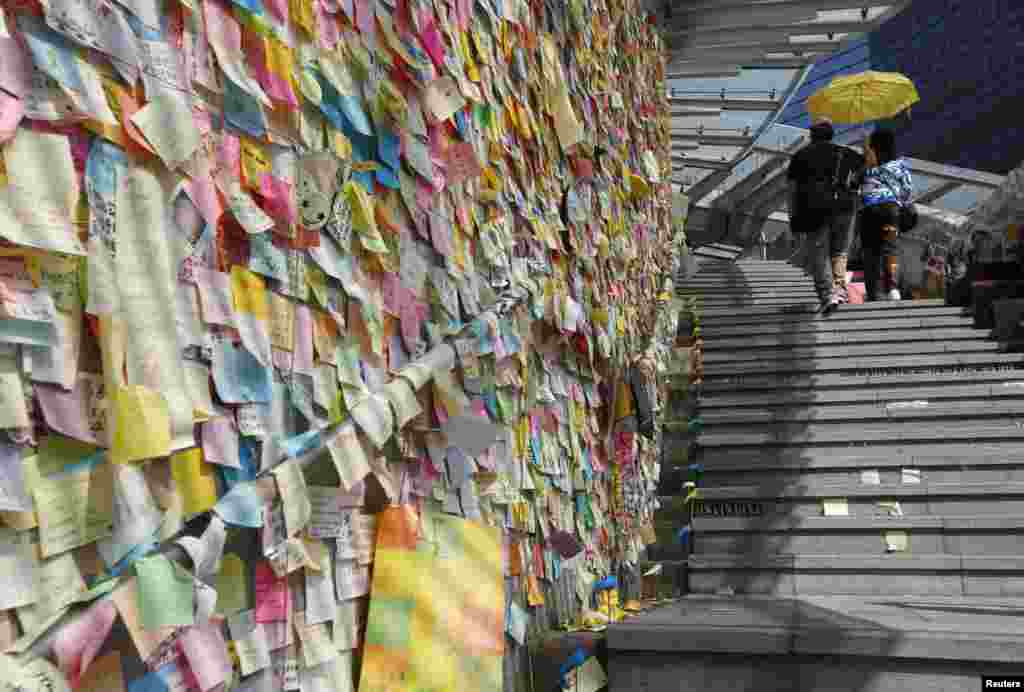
609, 259, 1024, 691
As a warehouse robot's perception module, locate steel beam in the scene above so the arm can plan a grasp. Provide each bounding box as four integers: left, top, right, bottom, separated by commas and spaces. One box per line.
667, 20, 874, 47
665, 54, 819, 76
673, 158, 732, 172
672, 133, 755, 148
669, 107, 723, 116
664, 66, 743, 79
683, 65, 812, 206
669, 39, 845, 62
751, 142, 1007, 188
669, 96, 781, 111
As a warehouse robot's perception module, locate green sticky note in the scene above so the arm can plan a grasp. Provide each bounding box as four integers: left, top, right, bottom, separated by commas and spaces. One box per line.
135, 555, 195, 629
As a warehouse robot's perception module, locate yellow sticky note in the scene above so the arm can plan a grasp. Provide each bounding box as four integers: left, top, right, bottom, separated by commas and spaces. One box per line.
216, 553, 250, 616
884, 531, 908, 553
110, 385, 172, 464
240, 137, 271, 189
231, 266, 270, 321
171, 448, 218, 517
822, 498, 849, 517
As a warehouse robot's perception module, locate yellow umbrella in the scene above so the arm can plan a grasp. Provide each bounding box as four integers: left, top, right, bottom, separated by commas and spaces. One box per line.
807, 71, 920, 125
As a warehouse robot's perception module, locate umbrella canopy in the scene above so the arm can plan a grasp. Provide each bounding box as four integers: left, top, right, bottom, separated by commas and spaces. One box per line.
807, 71, 920, 125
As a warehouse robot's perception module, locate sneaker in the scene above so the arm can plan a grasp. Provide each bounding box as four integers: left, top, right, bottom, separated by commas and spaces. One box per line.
887, 289, 901, 301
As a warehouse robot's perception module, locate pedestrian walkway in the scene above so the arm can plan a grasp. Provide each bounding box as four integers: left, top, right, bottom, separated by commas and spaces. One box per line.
608, 259, 1024, 691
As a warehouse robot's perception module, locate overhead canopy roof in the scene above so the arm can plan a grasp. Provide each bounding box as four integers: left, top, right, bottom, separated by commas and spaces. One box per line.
647, 1, 1006, 249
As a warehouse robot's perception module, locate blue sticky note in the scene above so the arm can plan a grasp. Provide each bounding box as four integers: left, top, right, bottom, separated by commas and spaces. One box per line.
224, 77, 266, 138
337, 94, 373, 137
86, 140, 127, 198
214, 482, 265, 528
222, 437, 260, 489
129, 662, 184, 692
109, 539, 159, 576
378, 130, 401, 172
212, 341, 273, 404
282, 428, 322, 458
19, 18, 86, 94
231, 0, 264, 14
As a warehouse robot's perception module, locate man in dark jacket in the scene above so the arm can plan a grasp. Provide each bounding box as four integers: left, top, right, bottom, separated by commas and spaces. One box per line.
787, 118, 864, 312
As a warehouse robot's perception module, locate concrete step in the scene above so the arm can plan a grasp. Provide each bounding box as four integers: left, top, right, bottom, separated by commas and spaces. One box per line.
698, 399, 1024, 425
702, 339, 1002, 363
696, 417, 1024, 447
702, 352, 1024, 379
687, 553, 1024, 596
699, 301, 959, 323
678, 280, 812, 289
699, 380, 1024, 408
670, 441, 1024, 473
692, 479, 1024, 502
693, 466, 1024, 490
702, 327, 992, 352
685, 521, 1024, 558
696, 367, 1024, 394
677, 286, 817, 295
701, 315, 976, 339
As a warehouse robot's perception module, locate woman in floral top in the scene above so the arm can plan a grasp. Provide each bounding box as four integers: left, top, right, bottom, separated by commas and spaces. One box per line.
859, 129, 914, 300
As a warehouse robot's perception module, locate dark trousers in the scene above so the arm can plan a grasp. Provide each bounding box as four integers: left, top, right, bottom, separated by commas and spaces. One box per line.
859, 203, 901, 301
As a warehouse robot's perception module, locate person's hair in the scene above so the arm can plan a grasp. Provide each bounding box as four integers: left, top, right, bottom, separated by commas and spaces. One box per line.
869, 128, 898, 164
810, 121, 834, 142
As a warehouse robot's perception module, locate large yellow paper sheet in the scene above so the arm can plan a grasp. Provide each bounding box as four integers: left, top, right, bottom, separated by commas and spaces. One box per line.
361, 506, 505, 692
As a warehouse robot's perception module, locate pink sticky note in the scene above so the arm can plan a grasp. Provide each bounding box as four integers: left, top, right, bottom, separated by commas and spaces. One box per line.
265, 0, 288, 22
202, 417, 241, 468
0, 38, 33, 97
0, 92, 25, 143
184, 175, 224, 227
36, 376, 106, 446
219, 132, 242, 181
315, 0, 341, 49
195, 268, 236, 326
54, 599, 117, 688
178, 624, 232, 692
354, 0, 374, 36
399, 299, 428, 353
254, 561, 289, 623
381, 273, 406, 317
260, 174, 296, 225
419, 17, 446, 70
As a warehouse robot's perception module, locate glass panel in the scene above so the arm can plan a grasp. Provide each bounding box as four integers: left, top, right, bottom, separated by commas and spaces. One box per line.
930, 186, 993, 214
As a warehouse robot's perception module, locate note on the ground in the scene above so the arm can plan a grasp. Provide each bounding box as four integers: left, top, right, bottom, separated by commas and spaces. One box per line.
822, 498, 849, 517
575, 657, 608, 692
884, 531, 908, 552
